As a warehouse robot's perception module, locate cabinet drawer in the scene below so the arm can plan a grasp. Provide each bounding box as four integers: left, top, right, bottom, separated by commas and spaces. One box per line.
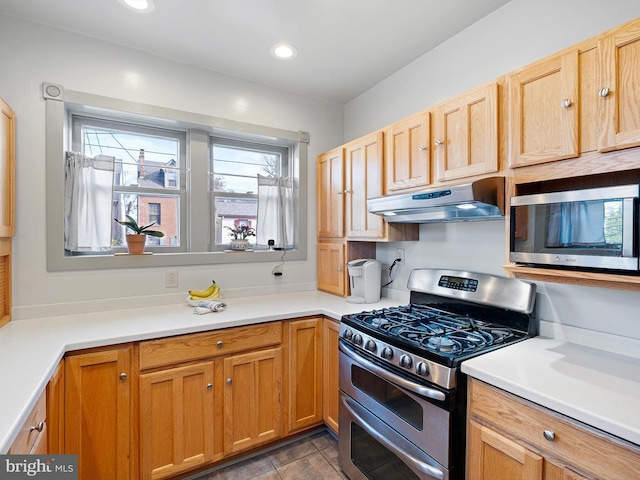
9, 389, 47, 454
140, 321, 282, 370
469, 379, 640, 479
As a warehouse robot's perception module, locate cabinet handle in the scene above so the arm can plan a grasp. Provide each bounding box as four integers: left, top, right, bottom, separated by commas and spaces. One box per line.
543, 430, 555, 441
207, 383, 213, 390
344, 190, 352, 194
434, 140, 443, 147
336, 191, 342, 195
226, 378, 233, 385
217, 341, 224, 348
419, 145, 427, 151
120, 373, 127, 380
29, 421, 45, 433
599, 87, 610, 97
561, 99, 573, 108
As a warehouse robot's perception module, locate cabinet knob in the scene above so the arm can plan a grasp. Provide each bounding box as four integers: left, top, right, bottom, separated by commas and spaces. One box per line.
226, 378, 233, 385
337, 267, 342, 272
120, 373, 127, 380
419, 145, 427, 151
561, 99, 573, 108
207, 383, 213, 390
599, 87, 610, 97
434, 140, 443, 147
344, 190, 352, 194
217, 341, 224, 348
543, 430, 555, 441
336, 191, 342, 195
29, 421, 45, 433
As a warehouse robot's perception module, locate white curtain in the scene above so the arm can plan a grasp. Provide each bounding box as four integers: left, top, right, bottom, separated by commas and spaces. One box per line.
546, 201, 605, 247
64, 152, 115, 252
257, 174, 294, 248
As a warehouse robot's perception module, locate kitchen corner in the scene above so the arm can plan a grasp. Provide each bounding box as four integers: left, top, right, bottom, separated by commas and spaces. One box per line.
0, 291, 405, 454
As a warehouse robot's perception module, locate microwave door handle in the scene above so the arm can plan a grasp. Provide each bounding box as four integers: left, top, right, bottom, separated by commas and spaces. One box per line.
622, 198, 635, 257
339, 341, 446, 401
341, 394, 446, 480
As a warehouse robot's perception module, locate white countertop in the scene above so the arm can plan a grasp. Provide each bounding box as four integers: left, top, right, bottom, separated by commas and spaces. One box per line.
3, 291, 640, 453
0, 291, 403, 453
461, 336, 640, 446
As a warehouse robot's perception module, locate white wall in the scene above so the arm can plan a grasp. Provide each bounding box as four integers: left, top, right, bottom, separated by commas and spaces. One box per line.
0, 15, 344, 313
350, 0, 640, 343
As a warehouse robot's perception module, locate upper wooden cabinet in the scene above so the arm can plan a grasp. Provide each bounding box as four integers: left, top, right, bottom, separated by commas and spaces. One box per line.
0, 97, 15, 238
317, 147, 344, 238
384, 111, 430, 193
344, 131, 386, 239
598, 20, 640, 152
434, 82, 499, 181
507, 50, 579, 168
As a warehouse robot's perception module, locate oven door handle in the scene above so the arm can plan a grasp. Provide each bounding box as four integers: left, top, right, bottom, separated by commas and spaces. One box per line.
341, 394, 446, 480
339, 341, 446, 401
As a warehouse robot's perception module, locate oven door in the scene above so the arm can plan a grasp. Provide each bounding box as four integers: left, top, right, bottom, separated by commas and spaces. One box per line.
338, 341, 454, 472
339, 392, 448, 480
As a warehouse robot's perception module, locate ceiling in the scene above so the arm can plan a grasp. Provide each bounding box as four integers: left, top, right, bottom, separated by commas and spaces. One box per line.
0, 0, 511, 104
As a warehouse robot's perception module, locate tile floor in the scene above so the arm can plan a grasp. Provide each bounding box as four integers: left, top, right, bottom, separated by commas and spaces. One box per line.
191, 430, 348, 480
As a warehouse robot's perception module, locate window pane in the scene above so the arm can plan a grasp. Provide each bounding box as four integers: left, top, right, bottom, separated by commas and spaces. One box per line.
212, 144, 281, 193
113, 193, 180, 247
82, 125, 181, 190
214, 197, 257, 245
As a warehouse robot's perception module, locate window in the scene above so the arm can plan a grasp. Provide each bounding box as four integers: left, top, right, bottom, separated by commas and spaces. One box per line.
69, 116, 186, 254
45, 85, 308, 270
211, 138, 289, 248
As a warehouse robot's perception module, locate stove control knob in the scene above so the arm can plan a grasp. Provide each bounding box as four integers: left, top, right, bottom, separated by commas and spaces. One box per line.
381, 347, 394, 360
342, 329, 353, 341
399, 355, 413, 369
353, 334, 363, 346
416, 362, 430, 377
365, 339, 377, 352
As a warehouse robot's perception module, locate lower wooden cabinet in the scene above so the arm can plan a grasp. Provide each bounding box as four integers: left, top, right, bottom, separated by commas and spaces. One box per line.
223, 347, 282, 455
47, 359, 65, 454
322, 319, 340, 435
140, 361, 217, 480
8, 386, 48, 454
284, 317, 323, 434
467, 378, 640, 480
65, 344, 135, 480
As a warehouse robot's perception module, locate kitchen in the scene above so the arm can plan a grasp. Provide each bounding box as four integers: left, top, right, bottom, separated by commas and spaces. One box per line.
1, 0, 640, 479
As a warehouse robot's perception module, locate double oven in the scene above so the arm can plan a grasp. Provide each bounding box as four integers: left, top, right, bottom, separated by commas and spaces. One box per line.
338, 269, 536, 480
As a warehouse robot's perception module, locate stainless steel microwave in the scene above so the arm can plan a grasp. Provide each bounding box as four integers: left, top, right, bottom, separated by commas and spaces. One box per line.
510, 184, 639, 271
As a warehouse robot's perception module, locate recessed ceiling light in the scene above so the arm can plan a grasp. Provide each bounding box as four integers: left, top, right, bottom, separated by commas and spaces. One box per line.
119, 0, 155, 12
270, 43, 298, 60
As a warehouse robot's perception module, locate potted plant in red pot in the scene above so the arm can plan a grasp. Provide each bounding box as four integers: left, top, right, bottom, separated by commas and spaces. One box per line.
115, 215, 165, 255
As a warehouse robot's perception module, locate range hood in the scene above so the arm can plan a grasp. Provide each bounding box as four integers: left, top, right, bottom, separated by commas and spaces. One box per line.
367, 176, 505, 223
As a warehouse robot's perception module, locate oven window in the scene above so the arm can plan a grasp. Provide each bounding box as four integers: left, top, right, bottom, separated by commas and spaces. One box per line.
351, 364, 423, 430
351, 423, 420, 480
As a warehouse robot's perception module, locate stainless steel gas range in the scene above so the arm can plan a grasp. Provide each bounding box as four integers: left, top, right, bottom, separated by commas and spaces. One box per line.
338, 268, 536, 480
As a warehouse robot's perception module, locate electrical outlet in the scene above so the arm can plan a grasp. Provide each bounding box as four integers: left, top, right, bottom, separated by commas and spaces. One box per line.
165, 269, 179, 288
396, 248, 405, 264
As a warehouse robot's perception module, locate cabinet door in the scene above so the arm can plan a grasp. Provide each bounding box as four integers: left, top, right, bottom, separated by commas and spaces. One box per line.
317, 241, 346, 296
598, 21, 640, 152
344, 131, 385, 239
508, 50, 579, 167
140, 362, 215, 480
47, 359, 65, 454
468, 420, 543, 480
223, 347, 282, 455
317, 147, 344, 238
65, 345, 133, 480
385, 112, 430, 193
322, 319, 340, 435
0, 97, 15, 237
434, 82, 499, 181
284, 318, 323, 433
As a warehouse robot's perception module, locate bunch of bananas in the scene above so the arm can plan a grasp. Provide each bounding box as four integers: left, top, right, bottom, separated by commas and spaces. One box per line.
188, 280, 220, 300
